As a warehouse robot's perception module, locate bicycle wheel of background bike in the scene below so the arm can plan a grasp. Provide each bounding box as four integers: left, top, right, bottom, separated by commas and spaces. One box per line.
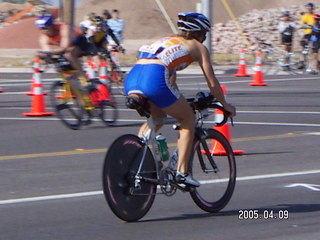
102, 134, 157, 222
98, 100, 118, 126
50, 81, 84, 130
261, 52, 275, 74
189, 129, 236, 213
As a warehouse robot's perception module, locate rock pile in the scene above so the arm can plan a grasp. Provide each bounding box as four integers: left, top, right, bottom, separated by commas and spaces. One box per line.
213, 5, 307, 54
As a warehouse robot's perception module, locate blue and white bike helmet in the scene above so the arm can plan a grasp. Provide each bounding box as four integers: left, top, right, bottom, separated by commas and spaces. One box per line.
35, 14, 54, 28
177, 12, 211, 32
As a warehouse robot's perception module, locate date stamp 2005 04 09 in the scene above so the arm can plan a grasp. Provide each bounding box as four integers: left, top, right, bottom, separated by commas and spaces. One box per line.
238, 210, 289, 220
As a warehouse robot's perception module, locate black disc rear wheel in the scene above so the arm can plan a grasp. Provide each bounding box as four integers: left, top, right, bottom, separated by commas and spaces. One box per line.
102, 134, 157, 222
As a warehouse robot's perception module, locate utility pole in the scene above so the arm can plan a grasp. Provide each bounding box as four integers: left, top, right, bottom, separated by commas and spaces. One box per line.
201, 0, 212, 56
62, 0, 75, 27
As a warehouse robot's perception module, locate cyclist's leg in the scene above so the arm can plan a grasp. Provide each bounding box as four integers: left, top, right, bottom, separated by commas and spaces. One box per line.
137, 102, 166, 137
163, 96, 195, 174
65, 45, 94, 109
65, 46, 87, 79
312, 42, 320, 72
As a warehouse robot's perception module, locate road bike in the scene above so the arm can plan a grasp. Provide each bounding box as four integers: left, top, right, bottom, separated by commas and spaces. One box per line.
256, 38, 300, 75
102, 92, 236, 222
39, 51, 118, 130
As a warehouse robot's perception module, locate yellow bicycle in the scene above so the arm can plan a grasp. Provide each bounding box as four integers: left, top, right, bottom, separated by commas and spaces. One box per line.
40, 51, 118, 130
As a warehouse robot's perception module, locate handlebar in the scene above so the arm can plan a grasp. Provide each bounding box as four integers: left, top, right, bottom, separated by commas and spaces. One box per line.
36, 51, 74, 71
126, 92, 232, 127
255, 37, 273, 47
186, 92, 230, 126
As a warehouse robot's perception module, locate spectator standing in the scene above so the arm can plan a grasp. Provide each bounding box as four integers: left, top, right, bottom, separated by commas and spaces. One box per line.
102, 9, 112, 21
278, 11, 295, 52
309, 14, 320, 74
107, 9, 125, 45
300, 3, 315, 47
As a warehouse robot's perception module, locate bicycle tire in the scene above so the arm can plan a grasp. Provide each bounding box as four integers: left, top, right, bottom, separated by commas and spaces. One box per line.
50, 80, 84, 130
98, 100, 118, 126
189, 128, 236, 213
102, 134, 157, 222
261, 52, 275, 74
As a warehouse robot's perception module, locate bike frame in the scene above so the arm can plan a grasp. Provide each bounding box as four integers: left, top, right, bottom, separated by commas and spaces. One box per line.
134, 116, 178, 186
131, 107, 223, 191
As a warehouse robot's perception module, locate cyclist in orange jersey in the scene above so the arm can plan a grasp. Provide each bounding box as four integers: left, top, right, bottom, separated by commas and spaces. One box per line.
124, 12, 236, 187
35, 14, 90, 82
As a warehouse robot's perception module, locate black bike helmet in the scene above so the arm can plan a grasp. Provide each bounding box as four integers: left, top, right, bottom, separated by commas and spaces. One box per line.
282, 11, 290, 16
305, 3, 314, 8
92, 16, 104, 26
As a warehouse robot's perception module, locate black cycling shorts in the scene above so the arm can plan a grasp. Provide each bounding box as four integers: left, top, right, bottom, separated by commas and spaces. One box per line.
312, 41, 320, 53
72, 35, 91, 54
281, 35, 293, 46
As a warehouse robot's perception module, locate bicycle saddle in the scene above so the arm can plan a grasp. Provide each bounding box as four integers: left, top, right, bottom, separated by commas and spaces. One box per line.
126, 94, 151, 118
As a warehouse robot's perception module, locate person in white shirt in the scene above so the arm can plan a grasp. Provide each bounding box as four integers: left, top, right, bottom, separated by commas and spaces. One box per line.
107, 9, 125, 45
278, 11, 296, 52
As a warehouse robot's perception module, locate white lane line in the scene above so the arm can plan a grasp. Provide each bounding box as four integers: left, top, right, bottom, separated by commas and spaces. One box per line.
0, 117, 319, 128
1, 169, 320, 205
1, 106, 319, 115
234, 121, 320, 127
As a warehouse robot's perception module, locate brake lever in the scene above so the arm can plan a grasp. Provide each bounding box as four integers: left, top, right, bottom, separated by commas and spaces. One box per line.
230, 117, 234, 127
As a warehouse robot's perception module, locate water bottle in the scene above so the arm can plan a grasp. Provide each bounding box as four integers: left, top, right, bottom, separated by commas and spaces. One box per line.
156, 134, 169, 161
168, 148, 178, 170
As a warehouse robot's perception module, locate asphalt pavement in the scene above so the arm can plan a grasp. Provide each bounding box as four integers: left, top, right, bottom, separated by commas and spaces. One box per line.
0, 70, 320, 240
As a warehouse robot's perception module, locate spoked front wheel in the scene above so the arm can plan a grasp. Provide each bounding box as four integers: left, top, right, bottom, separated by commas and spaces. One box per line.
102, 134, 157, 222
89, 82, 118, 126
189, 129, 236, 213
50, 80, 84, 130
98, 100, 118, 126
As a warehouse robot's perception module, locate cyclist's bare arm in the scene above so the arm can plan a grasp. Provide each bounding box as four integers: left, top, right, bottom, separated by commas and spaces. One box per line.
38, 24, 71, 53
190, 40, 236, 117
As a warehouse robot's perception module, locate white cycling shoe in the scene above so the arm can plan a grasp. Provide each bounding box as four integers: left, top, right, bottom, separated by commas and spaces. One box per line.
175, 171, 201, 187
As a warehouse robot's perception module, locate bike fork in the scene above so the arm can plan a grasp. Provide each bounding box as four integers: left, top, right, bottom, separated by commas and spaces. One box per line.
196, 129, 219, 173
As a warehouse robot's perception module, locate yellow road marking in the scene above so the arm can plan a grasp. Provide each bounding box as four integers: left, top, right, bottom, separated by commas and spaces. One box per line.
0, 132, 309, 161
0, 149, 106, 161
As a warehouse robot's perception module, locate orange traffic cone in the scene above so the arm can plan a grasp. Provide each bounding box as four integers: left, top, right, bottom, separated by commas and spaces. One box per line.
208, 85, 244, 155
23, 70, 54, 117
90, 83, 111, 105
26, 57, 48, 96
234, 48, 250, 77
86, 59, 96, 79
249, 51, 267, 86
99, 60, 110, 85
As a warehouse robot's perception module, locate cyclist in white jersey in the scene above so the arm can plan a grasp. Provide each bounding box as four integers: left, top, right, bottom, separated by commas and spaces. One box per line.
124, 12, 236, 187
